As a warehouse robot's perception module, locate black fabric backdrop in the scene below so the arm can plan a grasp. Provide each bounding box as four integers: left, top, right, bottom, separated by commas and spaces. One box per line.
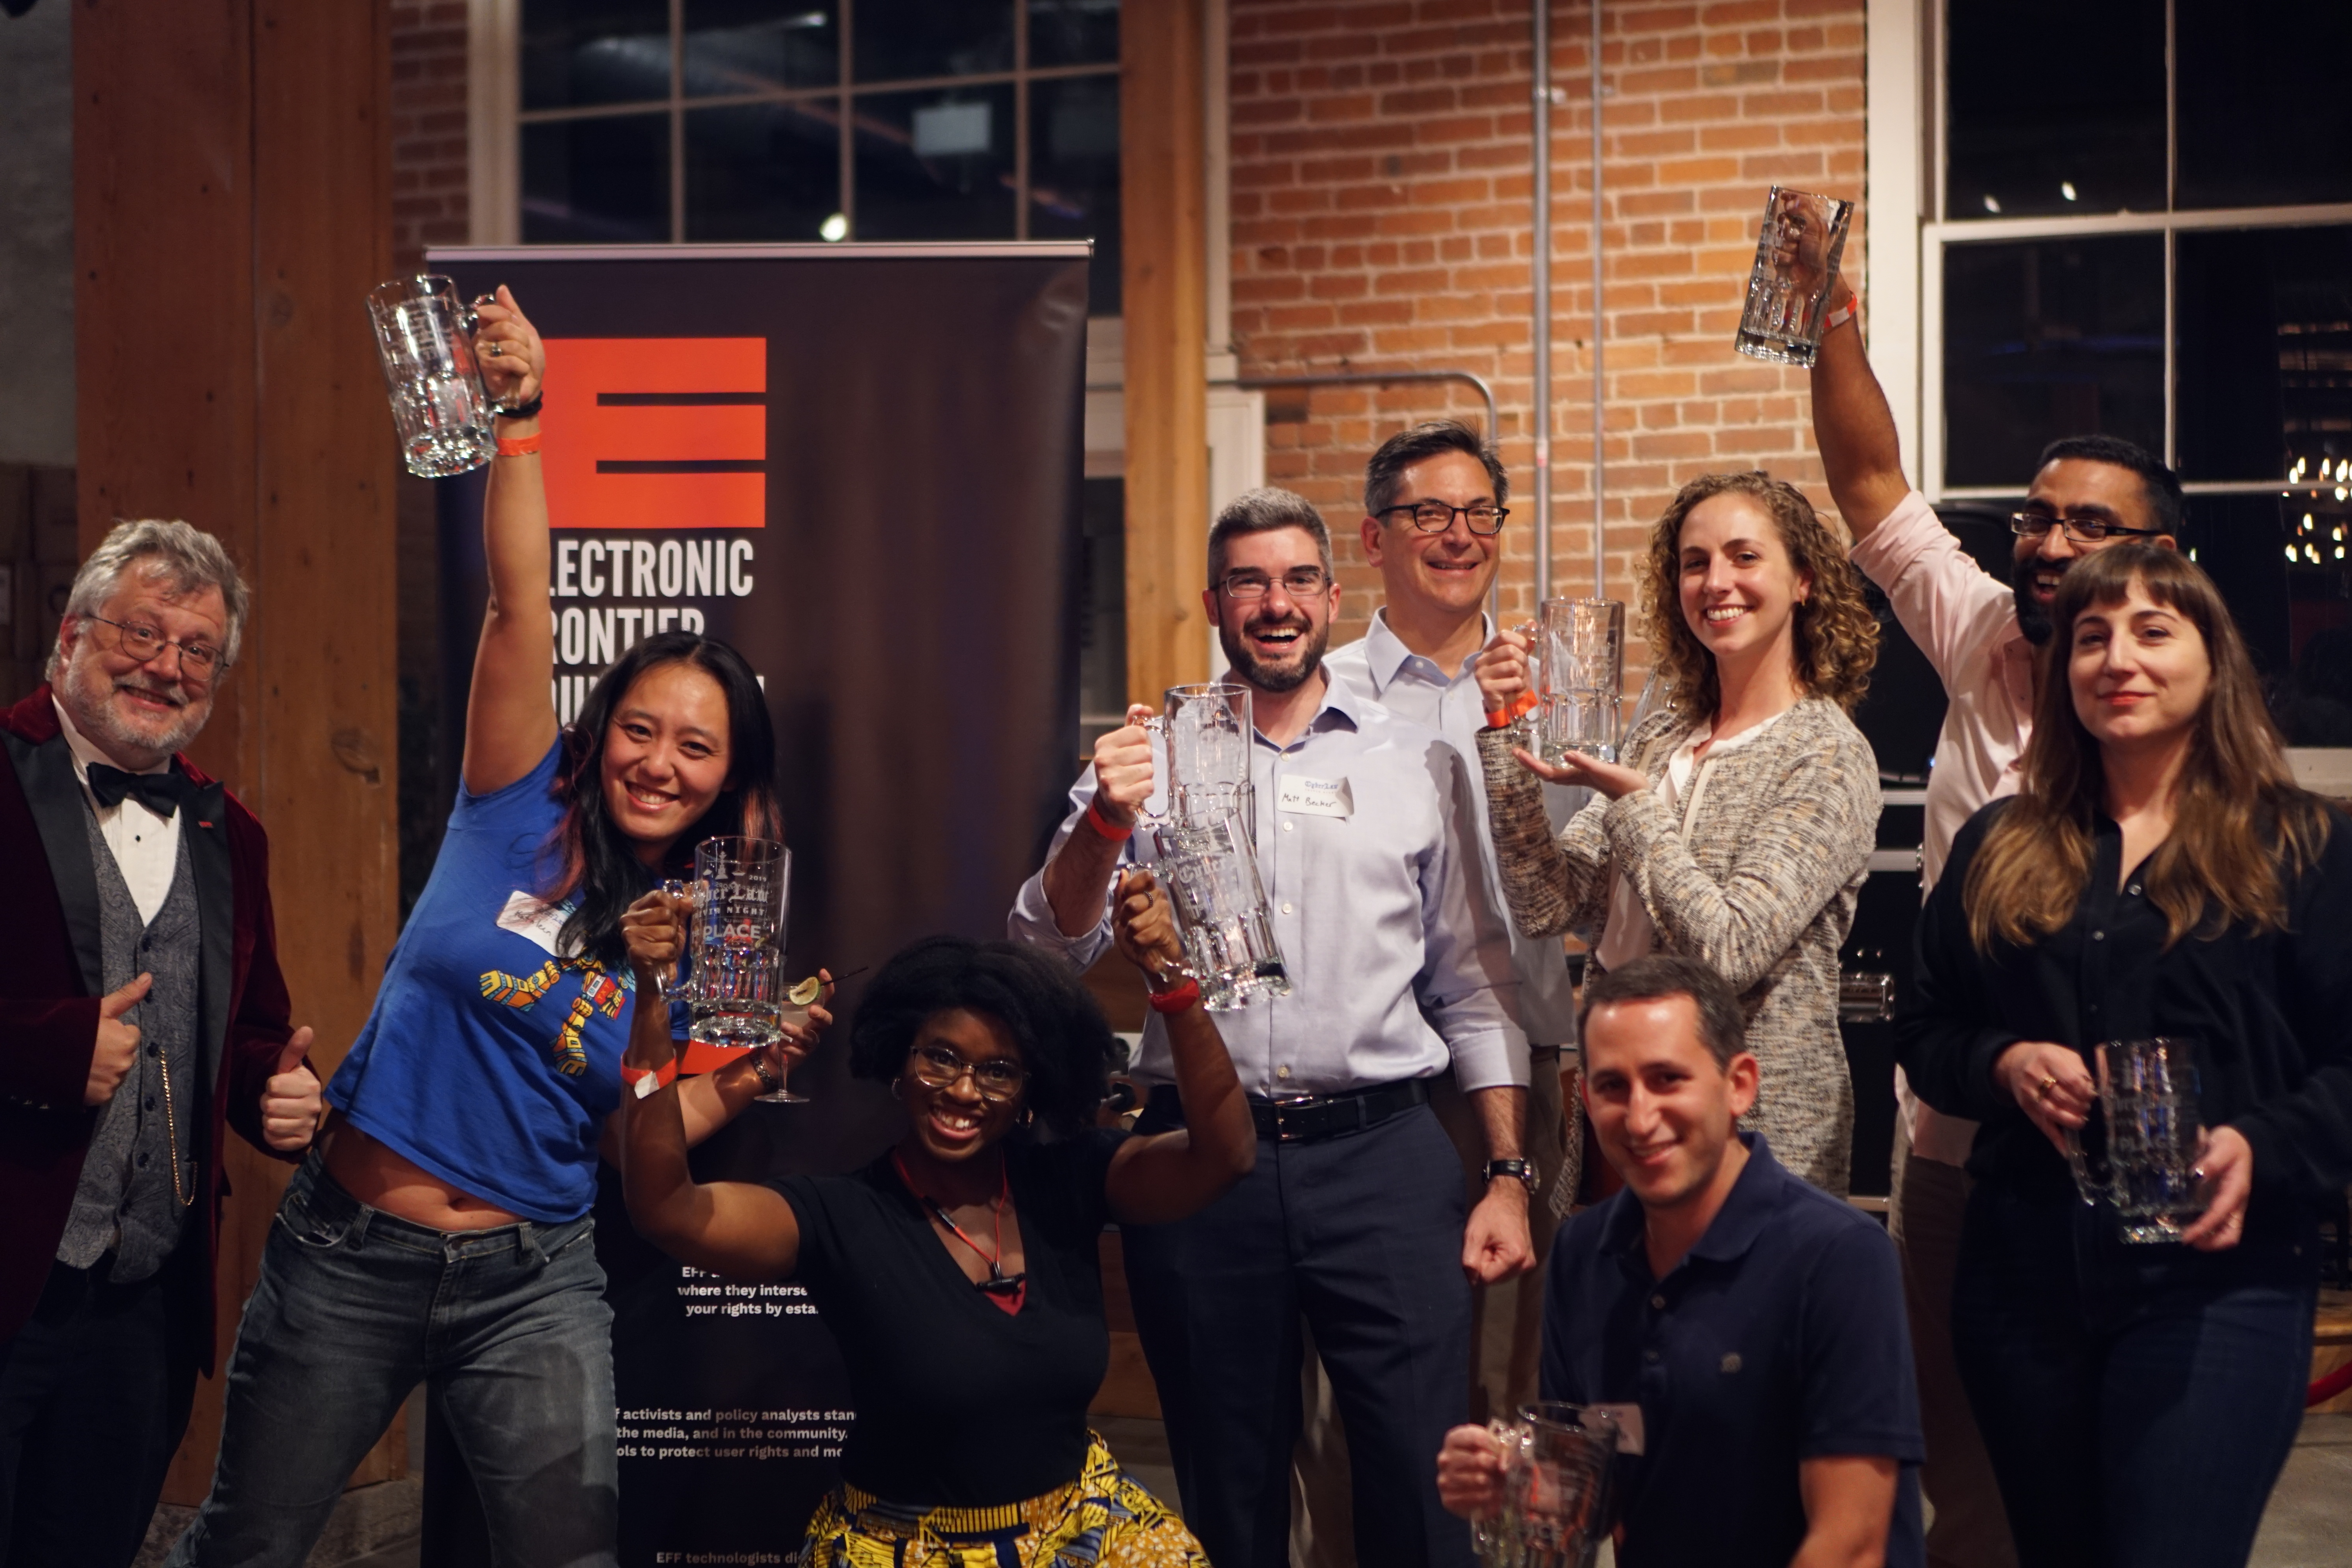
421, 243, 1091, 1565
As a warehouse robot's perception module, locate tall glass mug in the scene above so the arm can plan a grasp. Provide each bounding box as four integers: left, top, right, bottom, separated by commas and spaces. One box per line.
671, 837, 804, 1102
1149, 813, 1292, 1011
366, 275, 499, 478
1156, 681, 1255, 839
2098, 1038, 2205, 1243
1733, 187, 1854, 368
1535, 599, 1626, 765
1475, 1403, 1620, 1568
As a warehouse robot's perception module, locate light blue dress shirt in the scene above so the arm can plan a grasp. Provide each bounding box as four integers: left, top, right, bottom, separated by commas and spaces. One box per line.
1323, 609, 1584, 1047
1008, 673, 1527, 1097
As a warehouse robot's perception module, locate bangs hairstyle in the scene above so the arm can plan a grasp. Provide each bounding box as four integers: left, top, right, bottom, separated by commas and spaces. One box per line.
1963, 544, 2330, 951
546, 632, 782, 969
1636, 471, 1878, 717
847, 936, 1114, 1138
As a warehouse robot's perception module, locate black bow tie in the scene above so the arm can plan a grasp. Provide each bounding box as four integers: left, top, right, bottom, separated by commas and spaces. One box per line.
86, 762, 190, 818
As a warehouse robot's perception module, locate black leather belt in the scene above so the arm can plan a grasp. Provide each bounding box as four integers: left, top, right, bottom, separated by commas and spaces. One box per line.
1146, 1078, 1431, 1143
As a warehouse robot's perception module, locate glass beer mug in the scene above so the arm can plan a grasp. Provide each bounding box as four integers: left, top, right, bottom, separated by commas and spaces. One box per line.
1733, 186, 1854, 368
1534, 598, 1626, 766
2098, 1038, 2205, 1243
665, 837, 801, 1101
1139, 682, 1291, 1011
366, 274, 500, 478
1475, 1403, 1620, 1568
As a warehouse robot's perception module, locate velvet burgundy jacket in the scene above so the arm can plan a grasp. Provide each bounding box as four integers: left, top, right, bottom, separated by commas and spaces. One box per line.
0, 686, 298, 1369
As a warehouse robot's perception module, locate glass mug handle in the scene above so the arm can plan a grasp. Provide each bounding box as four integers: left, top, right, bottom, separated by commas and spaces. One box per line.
1473, 1417, 1533, 1558
657, 878, 697, 1002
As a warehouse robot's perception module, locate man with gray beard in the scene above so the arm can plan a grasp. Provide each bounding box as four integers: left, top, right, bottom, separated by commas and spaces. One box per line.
0, 519, 323, 1567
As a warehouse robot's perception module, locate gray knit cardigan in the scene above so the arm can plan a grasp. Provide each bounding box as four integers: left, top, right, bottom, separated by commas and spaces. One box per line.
1476, 697, 1880, 1194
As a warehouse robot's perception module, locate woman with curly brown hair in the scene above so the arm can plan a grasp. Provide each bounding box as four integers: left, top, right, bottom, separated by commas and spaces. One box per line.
1473, 470, 1882, 1192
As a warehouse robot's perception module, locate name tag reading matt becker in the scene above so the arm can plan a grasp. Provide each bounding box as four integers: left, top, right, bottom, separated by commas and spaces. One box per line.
1278, 774, 1354, 818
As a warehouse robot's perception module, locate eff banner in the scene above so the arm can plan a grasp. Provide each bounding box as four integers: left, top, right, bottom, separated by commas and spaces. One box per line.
422, 242, 1092, 1566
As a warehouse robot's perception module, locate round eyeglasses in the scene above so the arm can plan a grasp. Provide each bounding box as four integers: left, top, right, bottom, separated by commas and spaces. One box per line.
907, 1043, 1029, 1102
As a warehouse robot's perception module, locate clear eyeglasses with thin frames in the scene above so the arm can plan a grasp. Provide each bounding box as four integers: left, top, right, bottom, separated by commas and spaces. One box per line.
907, 1044, 1029, 1102
1217, 567, 1333, 601
83, 615, 224, 681
2009, 512, 2163, 544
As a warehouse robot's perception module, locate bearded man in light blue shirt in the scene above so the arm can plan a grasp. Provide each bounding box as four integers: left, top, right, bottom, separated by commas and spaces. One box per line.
1009, 487, 1532, 1568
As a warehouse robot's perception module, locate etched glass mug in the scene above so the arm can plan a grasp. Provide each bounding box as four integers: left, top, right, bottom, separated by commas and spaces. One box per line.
366, 275, 499, 478
2098, 1037, 2205, 1243
1534, 599, 1626, 766
1475, 1402, 1620, 1568
668, 837, 800, 1101
1156, 681, 1256, 840
1733, 187, 1854, 368
1140, 682, 1290, 1011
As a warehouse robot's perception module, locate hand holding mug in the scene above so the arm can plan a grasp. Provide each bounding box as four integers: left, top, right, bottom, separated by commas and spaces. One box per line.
1435, 1423, 1510, 1521
1090, 704, 1158, 829
1112, 868, 1185, 986
472, 284, 545, 408
1474, 626, 1534, 717
619, 888, 690, 992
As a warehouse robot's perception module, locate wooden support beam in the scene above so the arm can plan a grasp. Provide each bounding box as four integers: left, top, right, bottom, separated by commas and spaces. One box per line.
1120, 0, 1210, 706
74, 0, 401, 1505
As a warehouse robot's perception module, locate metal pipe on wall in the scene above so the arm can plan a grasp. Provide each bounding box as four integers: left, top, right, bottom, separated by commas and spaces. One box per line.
1531, 0, 1552, 608
1591, 0, 1606, 599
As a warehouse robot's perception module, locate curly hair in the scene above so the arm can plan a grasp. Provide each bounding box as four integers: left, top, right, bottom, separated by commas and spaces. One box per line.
1635, 471, 1878, 717
846, 936, 1113, 1138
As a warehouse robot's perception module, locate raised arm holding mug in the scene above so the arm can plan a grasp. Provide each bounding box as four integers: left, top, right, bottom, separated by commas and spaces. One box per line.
0, 521, 321, 1568
167, 289, 820, 1568
1472, 472, 1881, 1195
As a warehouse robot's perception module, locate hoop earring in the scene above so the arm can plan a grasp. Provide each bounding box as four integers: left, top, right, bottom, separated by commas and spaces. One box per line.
890, 1077, 906, 1101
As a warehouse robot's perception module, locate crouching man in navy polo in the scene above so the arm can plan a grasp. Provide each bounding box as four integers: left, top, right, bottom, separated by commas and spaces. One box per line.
1437, 953, 1925, 1568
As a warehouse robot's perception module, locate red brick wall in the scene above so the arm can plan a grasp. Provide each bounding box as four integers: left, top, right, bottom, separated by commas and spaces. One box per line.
390, 1, 471, 275
1229, 0, 1868, 653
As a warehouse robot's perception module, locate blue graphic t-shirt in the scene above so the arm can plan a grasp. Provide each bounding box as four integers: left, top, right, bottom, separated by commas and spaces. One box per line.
328, 741, 645, 1222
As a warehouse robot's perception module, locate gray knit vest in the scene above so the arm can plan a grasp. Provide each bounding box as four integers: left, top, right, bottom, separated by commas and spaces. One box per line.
56, 805, 202, 1280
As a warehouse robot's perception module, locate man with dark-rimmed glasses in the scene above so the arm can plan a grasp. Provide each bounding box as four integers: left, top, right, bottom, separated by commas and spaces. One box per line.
0, 518, 322, 1566
1805, 269, 2182, 1568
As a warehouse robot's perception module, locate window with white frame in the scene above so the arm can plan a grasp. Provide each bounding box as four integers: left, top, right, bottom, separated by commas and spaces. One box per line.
1924, 0, 2352, 722
512, 0, 1123, 311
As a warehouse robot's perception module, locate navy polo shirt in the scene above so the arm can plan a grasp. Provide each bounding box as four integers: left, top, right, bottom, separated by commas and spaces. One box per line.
1539, 1134, 1926, 1568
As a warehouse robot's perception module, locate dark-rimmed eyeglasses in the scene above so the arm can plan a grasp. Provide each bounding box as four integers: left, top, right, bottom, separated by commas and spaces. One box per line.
1374, 501, 1509, 535
908, 1043, 1029, 1102
2009, 512, 2161, 545
1218, 568, 1333, 601
82, 615, 225, 681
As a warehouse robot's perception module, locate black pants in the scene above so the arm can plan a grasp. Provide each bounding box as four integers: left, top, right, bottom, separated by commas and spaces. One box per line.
1951, 1181, 2315, 1568
1123, 1102, 1474, 1568
0, 1255, 199, 1568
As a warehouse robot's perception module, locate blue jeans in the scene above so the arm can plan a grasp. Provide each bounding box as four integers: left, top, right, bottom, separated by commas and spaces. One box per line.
167, 1152, 617, 1568
1950, 1180, 2316, 1568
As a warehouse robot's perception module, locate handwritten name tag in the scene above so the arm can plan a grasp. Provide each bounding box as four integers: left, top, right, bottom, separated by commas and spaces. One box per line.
1277, 774, 1353, 818
495, 889, 572, 957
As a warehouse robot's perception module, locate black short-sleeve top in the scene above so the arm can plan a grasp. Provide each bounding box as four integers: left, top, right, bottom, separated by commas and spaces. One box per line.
770, 1127, 1127, 1508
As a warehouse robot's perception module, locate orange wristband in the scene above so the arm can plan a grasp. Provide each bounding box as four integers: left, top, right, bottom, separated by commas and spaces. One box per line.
1147, 977, 1201, 1014
1085, 797, 1134, 841
496, 431, 543, 457
621, 1058, 677, 1100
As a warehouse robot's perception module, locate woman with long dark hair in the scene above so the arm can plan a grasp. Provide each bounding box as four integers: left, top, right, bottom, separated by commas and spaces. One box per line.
619, 884, 1254, 1568
168, 291, 816, 1568
1902, 544, 2352, 1566
1473, 470, 1882, 1192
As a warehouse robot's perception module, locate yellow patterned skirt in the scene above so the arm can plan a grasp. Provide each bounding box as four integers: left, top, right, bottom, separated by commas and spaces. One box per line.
800, 1433, 1209, 1568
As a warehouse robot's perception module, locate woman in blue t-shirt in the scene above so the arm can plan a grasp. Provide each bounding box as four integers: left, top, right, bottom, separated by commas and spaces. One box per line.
169, 290, 818, 1568
617, 884, 1255, 1568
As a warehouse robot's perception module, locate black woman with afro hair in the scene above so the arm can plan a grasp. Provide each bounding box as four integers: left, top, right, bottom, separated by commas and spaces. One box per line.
621, 870, 1253, 1568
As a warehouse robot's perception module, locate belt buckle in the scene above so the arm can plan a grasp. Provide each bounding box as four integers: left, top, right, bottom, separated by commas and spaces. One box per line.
1271, 1093, 1318, 1142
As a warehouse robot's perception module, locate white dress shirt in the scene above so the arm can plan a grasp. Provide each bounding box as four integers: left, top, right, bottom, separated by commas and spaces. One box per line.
1009, 673, 1527, 1097
53, 697, 181, 925
1849, 489, 2034, 1166
1325, 609, 1582, 1047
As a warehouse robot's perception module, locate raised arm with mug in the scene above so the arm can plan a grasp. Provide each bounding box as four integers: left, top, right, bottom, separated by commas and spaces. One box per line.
1899, 545, 2352, 1567
621, 875, 1252, 1568
166, 289, 821, 1568
1473, 472, 1881, 1195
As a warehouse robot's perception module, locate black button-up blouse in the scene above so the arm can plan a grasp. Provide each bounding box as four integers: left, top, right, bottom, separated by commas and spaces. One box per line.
1900, 799, 2352, 1238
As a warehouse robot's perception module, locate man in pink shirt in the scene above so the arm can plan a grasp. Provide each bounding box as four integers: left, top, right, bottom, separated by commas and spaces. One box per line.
1807, 271, 2183, 1568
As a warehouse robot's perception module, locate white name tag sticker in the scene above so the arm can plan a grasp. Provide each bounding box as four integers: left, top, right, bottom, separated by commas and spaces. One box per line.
1277, 774, 1354, 818
1593, 1403, 1646, 1455
495, 889, 571, 957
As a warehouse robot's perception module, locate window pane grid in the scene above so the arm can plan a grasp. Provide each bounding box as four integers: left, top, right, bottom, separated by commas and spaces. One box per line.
519, 0, 1118, 300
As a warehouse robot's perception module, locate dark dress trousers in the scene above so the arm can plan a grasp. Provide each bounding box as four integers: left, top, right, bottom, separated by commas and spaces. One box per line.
0, 686, 300, 1566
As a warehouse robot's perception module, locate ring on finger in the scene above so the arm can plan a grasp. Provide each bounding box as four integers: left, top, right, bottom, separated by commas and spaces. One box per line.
2035, 1074, 2059, 1100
